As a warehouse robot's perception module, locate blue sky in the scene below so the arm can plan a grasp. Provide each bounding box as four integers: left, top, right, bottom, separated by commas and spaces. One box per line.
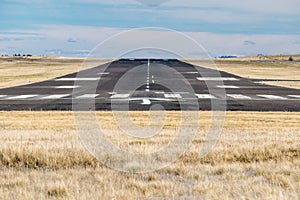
1, 0, 300, 57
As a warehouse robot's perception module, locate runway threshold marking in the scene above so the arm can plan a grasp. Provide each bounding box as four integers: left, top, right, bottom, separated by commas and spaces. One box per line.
76, 94, 99, 99
197, 77, 239, 81
0, 93, 299, 101
7, 95, 38, 99
56, 86, 80, 89
42, 94, 70, 99
183, 72, 199, 74
111, 94, 130, 99
164, 94, 182, 98
288, 95, 300, 99
227, 94, 252, 99
217, 85, 240, 89
195, 94, 216, 99
257, 95, 288, 100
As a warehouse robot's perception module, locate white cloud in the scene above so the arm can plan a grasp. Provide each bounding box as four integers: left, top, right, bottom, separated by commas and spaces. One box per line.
70, 0, 300, 16
164, 0, 300, 15
187, 32, 300, 56
161, 8, 255, 23
243, 40, 256, 46
1, 25, 299, 57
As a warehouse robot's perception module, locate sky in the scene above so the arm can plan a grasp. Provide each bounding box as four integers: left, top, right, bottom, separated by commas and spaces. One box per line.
0, 0, 300, 58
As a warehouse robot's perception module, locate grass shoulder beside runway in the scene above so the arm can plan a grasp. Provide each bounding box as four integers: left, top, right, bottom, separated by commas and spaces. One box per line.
0, 56, 113, 89
0, 111, 299, 199
185, 54, 300, 89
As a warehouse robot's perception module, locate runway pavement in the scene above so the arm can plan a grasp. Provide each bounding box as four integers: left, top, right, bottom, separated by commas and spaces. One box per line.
0, 59, 299, 111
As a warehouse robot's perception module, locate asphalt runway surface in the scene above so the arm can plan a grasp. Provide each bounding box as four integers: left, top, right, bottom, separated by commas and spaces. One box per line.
0, 59, 299, 111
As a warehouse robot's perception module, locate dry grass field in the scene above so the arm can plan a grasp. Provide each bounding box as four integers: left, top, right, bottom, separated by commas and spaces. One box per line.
186, 54, 300, 89
0, 111, 299, 199
0, 56, 113, 89
0, 56, 299, 199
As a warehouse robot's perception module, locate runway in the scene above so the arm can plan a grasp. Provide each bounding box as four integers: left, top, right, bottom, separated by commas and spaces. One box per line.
0, 59, 299, 111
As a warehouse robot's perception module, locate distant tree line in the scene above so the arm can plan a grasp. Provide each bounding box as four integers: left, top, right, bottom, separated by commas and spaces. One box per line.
1, 54, 32, 57
219, 55, 237, 59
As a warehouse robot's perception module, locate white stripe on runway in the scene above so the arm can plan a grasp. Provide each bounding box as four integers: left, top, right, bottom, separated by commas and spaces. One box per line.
56, 86, 79, 89
288, 95, 300, 99
164, 94, 182, 98
141, 99, 151, 105
195, 94, 216, 99
98, 72, 110, 75
227, 94, 251, 99
55, 78, 100, 81
217, 85, 239, 89
0, 95, 7, 98
197, 77, 239, 81
7, 95, 38, 99
76, 94, 99, 99
257, 95, 288, 100
42, 94, 70, 99
111, 94, 130, 99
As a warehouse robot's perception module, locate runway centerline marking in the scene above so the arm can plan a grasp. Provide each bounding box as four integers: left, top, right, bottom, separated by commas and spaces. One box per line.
196, 94, 216, 99
98, 72, 110, 75
257, 95, 288, 100
42, 94, 70, 99
146, 59, 151, 92
164, 94, 182, 99
197, 77, 239, 81
0, 95, 7, 98
7, 95, 38, 99
76, 94, 99, 99
217, 85, 240, 89
55, 78, 100, 81
56, 86, 79, 89
227, 94, 251, 99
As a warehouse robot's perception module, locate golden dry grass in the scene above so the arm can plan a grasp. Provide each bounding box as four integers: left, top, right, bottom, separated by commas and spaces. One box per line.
185, 54, 300, 89
0, 111, 299, 199
0, 56, 114, 89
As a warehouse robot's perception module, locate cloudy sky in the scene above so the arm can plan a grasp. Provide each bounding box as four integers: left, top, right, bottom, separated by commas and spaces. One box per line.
1, 0, 300, 58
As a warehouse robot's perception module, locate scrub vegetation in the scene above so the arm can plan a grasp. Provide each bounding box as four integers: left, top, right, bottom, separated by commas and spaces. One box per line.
0, 111, 299, 199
